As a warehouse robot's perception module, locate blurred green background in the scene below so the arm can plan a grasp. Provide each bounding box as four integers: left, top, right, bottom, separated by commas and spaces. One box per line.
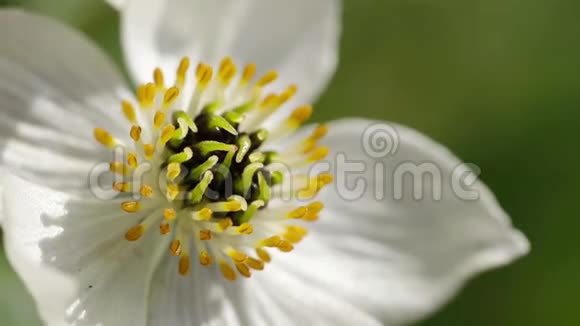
1, 0, 579, 325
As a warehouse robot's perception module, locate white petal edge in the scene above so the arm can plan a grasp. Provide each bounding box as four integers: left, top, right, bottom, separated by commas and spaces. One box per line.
106, 0, 128, 10
120, 0, 340, 111
0, 9, 133, 199
267, 118, 530, 325
2, 174, 166, 326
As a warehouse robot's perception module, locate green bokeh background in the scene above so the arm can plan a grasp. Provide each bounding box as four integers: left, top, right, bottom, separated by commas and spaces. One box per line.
1, 0, 579, 325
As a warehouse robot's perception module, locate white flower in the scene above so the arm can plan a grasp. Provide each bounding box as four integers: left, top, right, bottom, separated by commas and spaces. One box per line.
0, 1, 529, 326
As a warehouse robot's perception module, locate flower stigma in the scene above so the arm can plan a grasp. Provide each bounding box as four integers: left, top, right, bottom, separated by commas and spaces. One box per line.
94, 57, 333, 281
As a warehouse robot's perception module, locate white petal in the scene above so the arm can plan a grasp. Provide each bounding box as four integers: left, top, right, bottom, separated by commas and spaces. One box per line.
147, 255, 242, 326
2, 175, 165, 325
272, 119, 529, 325
120, 0, 340, 107
0, 10, 132, 194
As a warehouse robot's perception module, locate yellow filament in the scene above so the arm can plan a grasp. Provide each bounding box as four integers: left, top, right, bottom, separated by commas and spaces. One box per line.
256, 71, 278, 87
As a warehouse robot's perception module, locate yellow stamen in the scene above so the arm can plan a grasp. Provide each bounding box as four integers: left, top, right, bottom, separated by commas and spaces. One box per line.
139, 185, 154, 198
307, 146, 329, 162
236, 223, 253, 235
110, 162, 131, 176
196, 63, 213, 87
218, 57, 237, 85
176, 57, 190, 86
179, 255, 191, 276
166, 184, 180, 201
137, 83, 156, 108
256, 71, 278, 87
121, 201, 141, 213
256, 248, 271, 263
277, 85, 298, 105
121, 101, 137, 123
163, 87, 180, 108
160, 222, 171, 235
246, 257, 265, 271
154, 110, 166, 129
160, 125, 176, 144
154, 68, 164, 88
113, 182, 131, 192
199, 250, 213, 266
199, 229, 212, 241
130, 125, 142, 142
127, 152, 138, 168
241, 63, 256, 84
169, 240, 182, 256
144, 144, 155, 160
218, 218, 233, 231
164, 208, 176, 221
194, 208, 213, 221
94, 128, 116, 148
220, 262, 237, 281
235, 263, 251, 278
287, 206, 308, 219
287, 105, 313, 128
227, 249, 248, 264
125, 224, 144, 241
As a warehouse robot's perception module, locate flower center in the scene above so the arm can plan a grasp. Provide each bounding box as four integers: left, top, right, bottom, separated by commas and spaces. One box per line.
94, 57, 332, 280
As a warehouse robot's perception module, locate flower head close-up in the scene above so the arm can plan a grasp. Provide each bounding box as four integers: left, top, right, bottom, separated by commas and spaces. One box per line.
0, 1, 531, 325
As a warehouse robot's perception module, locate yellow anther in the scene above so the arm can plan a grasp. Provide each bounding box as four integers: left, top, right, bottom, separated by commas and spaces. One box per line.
139, 184, 154, 198
284, 225, 308, 243
227, 249, 248, 264
176, 57, 190, 85
225, 200, 243, 212
125, 224, 144, 241
236, 223, 253, 235
220, 262, 237, 281
218, 218, 233, 231
278, 85, 298, 105
166, 184, 180, 201
218, 57, 237, 84
287, 105, 313, 127
166, 162, 182, 181
137, 83, 156, 108
154, 110, 166, 129
121, 101, 137, 123
246, 257, 265, 271
160, 125, 175, 144
179, 255, 191, 276
199, 229, 212, 241
169, 240, 182, 256
94, 128, 115, 148
127, 152, 138, 168
196, 208, 213, 221
121, 201, 141, 213
160, 222, 171, 235
318, 173, 334, 187
307, 201, 324, 214
287, 206, 308, 219
256, 71, 278, 87
310, 124, 328, 141
144, 144, 155, 160
196, 63, 213, 86
241, 64, 256, 84
110, 162, 131, 176
113, 182, 131, 192
262, 236, 282, 247
130, 125, 142, 142
199, 250, 213, 266
164, 208, 176, 221
260, 94, 279, 109
154, 68, 164, 88
277, 240, 294, 252
256, 248, 271, 263
308, 146, 329, 162
235, 263, 252, 278
163, 87, 180, 108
